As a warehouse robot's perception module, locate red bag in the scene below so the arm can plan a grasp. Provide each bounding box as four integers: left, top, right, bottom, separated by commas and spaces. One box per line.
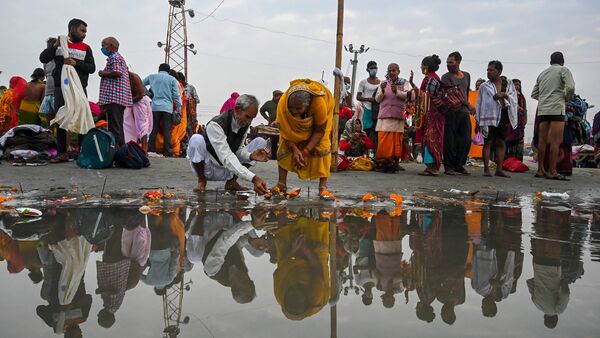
502, 156, 529, 172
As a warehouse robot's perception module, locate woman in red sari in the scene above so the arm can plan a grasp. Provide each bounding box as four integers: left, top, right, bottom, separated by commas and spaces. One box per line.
412, 55, 444, 176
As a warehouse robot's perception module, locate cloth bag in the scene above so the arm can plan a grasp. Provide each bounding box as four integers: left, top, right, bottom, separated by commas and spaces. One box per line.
51, 35, 95, 135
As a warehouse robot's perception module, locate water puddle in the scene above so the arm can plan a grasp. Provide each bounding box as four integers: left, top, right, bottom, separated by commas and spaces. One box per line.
0, 190, 598, 337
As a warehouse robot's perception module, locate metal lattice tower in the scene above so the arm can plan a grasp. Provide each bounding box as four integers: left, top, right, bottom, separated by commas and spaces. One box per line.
162, 275, 192, 338
158, 0, 196, 78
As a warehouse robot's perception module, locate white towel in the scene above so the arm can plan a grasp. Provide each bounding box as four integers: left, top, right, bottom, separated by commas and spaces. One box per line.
51, 35, 95, 135
49, 236, 92, 305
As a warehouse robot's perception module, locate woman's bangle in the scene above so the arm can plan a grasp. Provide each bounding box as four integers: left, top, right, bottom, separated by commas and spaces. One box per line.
301, 149, 310, 158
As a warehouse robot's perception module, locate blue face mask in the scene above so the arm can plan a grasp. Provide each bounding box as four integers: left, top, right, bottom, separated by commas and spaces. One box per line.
368, 68, 377, 77
100, 47, 111, 57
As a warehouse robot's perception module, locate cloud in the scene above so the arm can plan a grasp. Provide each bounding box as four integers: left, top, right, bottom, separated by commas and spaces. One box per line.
554, 36, 600, 47
419, 27, 433, 34
462, 26, 496, 36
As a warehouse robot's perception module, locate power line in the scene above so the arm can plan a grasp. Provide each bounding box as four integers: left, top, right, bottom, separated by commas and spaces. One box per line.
190, 0, 225, 24
189, 11, 600, 65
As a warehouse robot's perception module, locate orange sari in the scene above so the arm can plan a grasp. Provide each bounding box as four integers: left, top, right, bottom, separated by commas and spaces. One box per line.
157, 82, 188, 156
468, 90, 483, 158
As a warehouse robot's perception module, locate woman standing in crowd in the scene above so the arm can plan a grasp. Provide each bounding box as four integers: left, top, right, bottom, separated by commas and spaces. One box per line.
374, 63, 415, 172
414, 55, 445, 176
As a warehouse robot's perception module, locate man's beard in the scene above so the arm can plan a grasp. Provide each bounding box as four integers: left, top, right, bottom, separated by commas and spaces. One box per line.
70, 34, 83, 43
234, 115, 248, 127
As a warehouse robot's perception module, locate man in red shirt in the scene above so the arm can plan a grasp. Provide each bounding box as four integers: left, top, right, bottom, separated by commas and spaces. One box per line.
40, 18, 96, 162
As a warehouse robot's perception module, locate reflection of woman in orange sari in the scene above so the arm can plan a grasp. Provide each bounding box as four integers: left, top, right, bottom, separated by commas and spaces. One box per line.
273, 216, 329, 320
468, 80, 484, 159
274, 79, 334, 196
157, 72, 188, 156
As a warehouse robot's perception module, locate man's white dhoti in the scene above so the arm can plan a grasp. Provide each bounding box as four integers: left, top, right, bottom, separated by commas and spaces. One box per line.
187, 134, 266, 181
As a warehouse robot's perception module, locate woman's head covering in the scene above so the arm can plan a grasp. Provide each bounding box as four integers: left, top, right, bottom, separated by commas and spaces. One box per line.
341, 117, 365, 141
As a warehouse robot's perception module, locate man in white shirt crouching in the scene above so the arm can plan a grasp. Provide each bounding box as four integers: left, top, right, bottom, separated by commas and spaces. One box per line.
187, 94, 270, 194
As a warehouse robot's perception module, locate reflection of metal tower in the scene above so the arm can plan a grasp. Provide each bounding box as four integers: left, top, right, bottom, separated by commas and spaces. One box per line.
157, 0, 197, 78
162, 276, 192, 338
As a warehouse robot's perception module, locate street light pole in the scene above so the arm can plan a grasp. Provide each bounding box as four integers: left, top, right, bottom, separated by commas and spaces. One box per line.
344, 44, 369, 107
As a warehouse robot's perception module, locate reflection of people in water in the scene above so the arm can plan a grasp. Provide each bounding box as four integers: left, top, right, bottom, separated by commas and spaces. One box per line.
193, 208, 267, 304
353, 217, 376, 306
527, 205, 580, 329
35, 209, 93, 337
372, 209, 405, 309
411, 210, 443, 323
472, 207, 524, 318
273, 214, 330, 320
142, 210, 185, 293
437, 208, 468, 325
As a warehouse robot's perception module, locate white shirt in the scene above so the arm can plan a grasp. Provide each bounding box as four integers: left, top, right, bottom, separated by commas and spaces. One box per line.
203, 220, 255, 277
206, 117, 255, 182
358, 79, 380, 110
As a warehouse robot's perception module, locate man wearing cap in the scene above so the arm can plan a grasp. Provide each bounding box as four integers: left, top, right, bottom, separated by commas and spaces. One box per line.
260, 90, 283, 159
18, 68, 46, 125
260, 90, 283, 124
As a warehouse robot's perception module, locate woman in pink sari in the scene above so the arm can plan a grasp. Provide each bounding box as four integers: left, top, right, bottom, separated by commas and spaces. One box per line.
220, 92, 239, 113
412, 55, 445, 176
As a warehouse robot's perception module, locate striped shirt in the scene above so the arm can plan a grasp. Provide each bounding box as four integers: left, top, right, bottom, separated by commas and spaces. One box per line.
98, 52, 133, 107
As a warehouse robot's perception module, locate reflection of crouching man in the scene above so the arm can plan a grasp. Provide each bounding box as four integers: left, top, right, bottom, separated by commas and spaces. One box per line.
187, 94, 270, 194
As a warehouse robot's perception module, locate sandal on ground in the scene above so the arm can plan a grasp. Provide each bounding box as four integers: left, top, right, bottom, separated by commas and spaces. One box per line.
545, 174, 570, 181
418, 170, 438, 176
50, 154, 69, 163
534, 173, 546, 178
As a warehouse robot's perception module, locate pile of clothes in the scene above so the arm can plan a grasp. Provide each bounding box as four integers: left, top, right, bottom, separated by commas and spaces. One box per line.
565, 94, 591, 145
0, 125, 57, 165
593, 110, 600, 168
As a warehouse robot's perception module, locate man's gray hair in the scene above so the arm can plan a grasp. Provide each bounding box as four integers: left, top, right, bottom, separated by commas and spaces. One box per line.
288, 90, 311, 109
235, 94, 259, 111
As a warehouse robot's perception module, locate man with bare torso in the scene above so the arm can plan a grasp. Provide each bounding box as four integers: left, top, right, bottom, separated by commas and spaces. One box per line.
18, 68, 46, 126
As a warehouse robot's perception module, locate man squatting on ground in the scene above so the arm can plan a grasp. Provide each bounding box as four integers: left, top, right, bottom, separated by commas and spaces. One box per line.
187, 94, 270, 195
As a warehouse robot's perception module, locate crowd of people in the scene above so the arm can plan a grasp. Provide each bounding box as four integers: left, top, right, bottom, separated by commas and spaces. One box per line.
0, 201, 591, 334
1, 17, 599, 198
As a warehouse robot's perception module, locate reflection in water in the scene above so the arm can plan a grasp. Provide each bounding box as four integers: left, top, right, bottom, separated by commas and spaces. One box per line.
0, 198, 597, 337
528, 204, 584, 329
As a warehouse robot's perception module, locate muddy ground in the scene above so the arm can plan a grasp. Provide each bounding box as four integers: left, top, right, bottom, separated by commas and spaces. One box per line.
2, 158, 598, 200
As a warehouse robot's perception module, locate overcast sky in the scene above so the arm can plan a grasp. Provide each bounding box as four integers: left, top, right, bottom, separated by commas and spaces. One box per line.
1, 0, 599, 139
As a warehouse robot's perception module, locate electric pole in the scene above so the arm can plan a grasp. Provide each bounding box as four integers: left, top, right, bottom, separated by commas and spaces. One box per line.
344, 44, 369, 105
157, 0, 197, 79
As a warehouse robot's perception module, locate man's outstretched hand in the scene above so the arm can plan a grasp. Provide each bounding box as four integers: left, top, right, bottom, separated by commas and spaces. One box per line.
252, 176, 269, 195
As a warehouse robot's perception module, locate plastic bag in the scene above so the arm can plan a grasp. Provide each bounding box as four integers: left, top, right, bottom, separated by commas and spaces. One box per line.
473, 132, 485, 146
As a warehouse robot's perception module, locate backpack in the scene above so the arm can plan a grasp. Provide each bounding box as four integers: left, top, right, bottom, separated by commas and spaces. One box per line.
114, 141, 150, 169
76, 128, 116, 169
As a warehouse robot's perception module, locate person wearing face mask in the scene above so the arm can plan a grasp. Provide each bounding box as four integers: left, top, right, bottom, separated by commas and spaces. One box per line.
39, 18, 96, 162
98, 36, 132, 148
187, 94, 270, 194
374, 63, 415, 172
441, 51, 474, 175
357, 61, 381, 145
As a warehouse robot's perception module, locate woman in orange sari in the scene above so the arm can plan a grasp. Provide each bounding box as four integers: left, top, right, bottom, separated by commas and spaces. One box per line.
156, 71, 188, 156
274, 79, 334, 197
